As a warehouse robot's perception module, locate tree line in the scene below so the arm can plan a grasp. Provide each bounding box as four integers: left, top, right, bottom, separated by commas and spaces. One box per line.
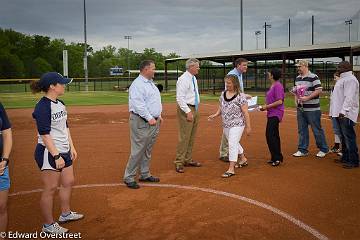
0, 28, 181, 79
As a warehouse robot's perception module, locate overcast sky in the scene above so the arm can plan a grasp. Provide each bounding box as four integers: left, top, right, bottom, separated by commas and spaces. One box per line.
1, 0, 359, 56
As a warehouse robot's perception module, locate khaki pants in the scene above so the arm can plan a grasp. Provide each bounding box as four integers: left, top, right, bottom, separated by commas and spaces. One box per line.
219, 132, 229, 158
175, 105, 199, 167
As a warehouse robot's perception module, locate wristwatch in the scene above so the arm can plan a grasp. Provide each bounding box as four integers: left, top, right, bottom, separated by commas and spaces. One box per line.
53, 154, 61, 160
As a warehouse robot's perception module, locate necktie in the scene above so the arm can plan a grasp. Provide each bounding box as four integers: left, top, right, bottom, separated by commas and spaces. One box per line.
239, 74, 244, 93
192, 76, 199, 111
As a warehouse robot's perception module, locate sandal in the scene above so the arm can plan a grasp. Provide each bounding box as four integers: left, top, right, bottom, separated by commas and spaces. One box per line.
221, 172, 235, 178
235, 159, 248, 168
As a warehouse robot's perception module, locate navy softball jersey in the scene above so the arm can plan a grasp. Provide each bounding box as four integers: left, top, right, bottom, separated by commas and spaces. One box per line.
0, 102, 12, 154
32, 97, 72, 171
0, 102, 11, 190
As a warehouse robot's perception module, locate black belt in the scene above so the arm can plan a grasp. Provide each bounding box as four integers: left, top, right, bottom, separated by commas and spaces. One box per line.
187, 104, 196, 108
131, 112, 158, 122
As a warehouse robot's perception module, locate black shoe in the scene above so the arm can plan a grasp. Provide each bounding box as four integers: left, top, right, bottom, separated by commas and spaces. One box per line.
267, 160, 273, 164
271, 159, 283, 167
334, 159, 346, 164
219, 156, 229, 162
342, 164, 359, 169
139, 176, 160, 182
124, 181, 140, 189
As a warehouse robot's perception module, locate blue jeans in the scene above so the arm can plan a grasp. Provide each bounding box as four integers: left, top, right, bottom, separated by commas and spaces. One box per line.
337, 117, 359, 166
0, 166, 10, 191
297, 109, 329, 153
331, 117, 341, 136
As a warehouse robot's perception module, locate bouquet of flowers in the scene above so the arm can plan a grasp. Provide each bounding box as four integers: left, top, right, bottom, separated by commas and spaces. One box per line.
290, 84, 308, 111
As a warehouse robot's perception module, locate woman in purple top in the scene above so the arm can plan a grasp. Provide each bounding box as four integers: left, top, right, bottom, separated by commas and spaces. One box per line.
260, 68, 285, 166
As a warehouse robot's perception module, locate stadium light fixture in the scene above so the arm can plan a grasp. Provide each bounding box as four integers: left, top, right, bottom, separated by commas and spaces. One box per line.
345, 19, 352, 42
255, 31, 261, 50
124, 35, 132, 84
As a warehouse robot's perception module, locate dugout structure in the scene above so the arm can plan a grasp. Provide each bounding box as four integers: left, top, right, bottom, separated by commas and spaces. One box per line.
164, 42, 360, 93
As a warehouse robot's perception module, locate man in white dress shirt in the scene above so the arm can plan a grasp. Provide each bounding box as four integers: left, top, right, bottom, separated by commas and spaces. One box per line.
175, 58, 202, 173
330, 61, 359, 169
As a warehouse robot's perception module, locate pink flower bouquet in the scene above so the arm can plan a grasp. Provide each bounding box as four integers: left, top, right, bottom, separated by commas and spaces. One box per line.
290, 84, 308, 111
290, 84, 308, 98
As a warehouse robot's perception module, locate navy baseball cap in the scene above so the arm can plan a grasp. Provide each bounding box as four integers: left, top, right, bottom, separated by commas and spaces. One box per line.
39, 72, 72, 88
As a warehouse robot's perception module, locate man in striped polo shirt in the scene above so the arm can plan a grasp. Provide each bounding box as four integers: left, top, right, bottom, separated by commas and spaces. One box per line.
293, 60, 329, 158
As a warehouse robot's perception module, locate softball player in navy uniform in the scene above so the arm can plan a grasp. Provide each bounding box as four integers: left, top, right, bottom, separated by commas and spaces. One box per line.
0, 102, 12, 237
31, 72, 83, 234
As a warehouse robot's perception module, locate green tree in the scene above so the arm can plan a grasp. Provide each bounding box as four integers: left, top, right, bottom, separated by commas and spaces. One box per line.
0, 28, 181, 79
66, 43, 85, 77
89, 45, 119, 77
140, 48, 165, 69
47, 39, 67, 74
33, 35, 50, 59
0, 52, 25, 78
33, 57, 52, 77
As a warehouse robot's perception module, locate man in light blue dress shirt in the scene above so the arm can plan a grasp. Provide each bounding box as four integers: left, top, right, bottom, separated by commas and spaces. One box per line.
219, 58, 249, 162
124, 60, 163, 189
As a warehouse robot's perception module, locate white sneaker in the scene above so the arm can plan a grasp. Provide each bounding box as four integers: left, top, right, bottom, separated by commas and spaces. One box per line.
316, 151, 329, 158
42, 222, 68, 233
292, 151, 308, 157
59, 211, 84, 223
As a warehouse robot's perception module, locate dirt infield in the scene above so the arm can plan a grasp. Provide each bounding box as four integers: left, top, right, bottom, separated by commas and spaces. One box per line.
6, 103, 360, 240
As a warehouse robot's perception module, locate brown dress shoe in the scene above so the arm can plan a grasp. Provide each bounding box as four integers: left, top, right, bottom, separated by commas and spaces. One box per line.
219, 156, 229, 162
184, 161, 201, 167
175, 165, 185, 173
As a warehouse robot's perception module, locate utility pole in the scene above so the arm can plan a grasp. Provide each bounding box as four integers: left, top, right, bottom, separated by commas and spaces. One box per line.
311, 15, 314, 45
263, 22, 271, 49
288, 18, 291, 47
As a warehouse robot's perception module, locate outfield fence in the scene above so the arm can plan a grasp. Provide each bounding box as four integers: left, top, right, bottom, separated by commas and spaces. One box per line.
0, 65, 339, 94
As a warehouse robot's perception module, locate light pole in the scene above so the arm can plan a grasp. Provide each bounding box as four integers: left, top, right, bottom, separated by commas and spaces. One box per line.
345, 19, 352, 42
263, 22, 271, 49
124, 35, 132, 83
288, 18, 291, 47
240, 0, 243, 50
83, 0, 88, 91
255, 30, 261, 50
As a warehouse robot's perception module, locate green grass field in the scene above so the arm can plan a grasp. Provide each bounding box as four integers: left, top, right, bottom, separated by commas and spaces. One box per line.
0, 91, 333, 112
